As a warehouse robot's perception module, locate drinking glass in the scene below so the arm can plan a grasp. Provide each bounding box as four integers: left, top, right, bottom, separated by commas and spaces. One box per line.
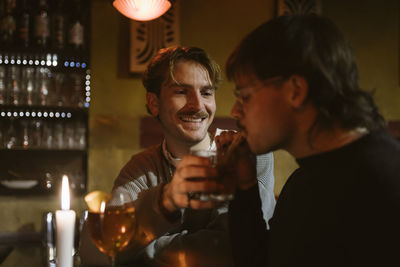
86, 191, 136, 267
190, 149, 234, 202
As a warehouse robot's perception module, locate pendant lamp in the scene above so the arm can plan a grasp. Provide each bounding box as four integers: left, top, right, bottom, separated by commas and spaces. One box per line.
113, 0, 172, 21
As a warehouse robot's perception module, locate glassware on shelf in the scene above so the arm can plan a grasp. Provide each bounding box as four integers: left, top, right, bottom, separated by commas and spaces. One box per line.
68, 0, 85, 51
37, 67, 50, 106
64, 121, 74, 149
42, 120, 53, 149
33, 0, 50, 48
21, 67, 37, 106
51, 0, 66, 50
0, 1, 90, 197
74, 120, 86, 149
30, 119, 42, 148
70, 73, 84, 108
0, 0, 17, 48
5, 118, 18, 149
67, 171, 85, 191
21, 119, 30, 148
0, 65, 6, 105
0, 120, 4, 149
53, 121, 63, 149
53, 72, 65, 106
17, 0, 31, 48
44, 171, 55, 190
7, 65, 21, 106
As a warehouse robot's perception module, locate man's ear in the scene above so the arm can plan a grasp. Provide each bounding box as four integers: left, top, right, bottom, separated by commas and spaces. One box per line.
146, 92, 159, 117
287, 75, 309, 108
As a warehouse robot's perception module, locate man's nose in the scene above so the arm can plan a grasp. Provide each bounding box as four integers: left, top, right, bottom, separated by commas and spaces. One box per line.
186, 92, 202, 110
231, 100, 242, 119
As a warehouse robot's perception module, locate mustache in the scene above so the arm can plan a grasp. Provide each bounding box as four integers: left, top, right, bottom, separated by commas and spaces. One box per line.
178, 111, 209, 118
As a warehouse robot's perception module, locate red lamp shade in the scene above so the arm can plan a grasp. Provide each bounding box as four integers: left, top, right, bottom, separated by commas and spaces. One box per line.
113, 0, 172, 21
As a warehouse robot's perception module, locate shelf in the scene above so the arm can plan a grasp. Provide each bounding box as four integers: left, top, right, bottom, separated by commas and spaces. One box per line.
0, 105, 88, 119
0, 149, 87, 196
0, 0, 91, 197
0, 149, 87, 154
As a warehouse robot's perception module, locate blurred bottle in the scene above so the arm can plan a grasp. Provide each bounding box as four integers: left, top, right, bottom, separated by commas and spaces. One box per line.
0, 119, 4, 149
17, 0, 31, 48
30, 119, 42, 147
51, 0, 65, 50
42, 120, 52, 148
5, 118, 17, 149
0, 0, 17, 48
70, 73, 84, 107
75, 120, 86, 149
53, 121, 63, 149
37, 67, 50, 106
21, 66, 36, 105
33, 0, 50, 48
21, 119, 29, 148
0, 65, 6, 104
7, 65, 21, 105
67, 0, 84, 51
64, 120, 74, 149
53, 72, 65, 106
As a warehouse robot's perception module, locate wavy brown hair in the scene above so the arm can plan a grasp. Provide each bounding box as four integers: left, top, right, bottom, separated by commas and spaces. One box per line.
143, 46, 221, 96
226, 14, 385, 133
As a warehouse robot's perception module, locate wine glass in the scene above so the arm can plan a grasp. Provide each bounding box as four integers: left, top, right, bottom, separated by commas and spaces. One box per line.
86, 191, 136, 267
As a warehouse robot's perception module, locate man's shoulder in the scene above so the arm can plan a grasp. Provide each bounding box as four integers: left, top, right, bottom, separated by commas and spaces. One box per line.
130, 144, 162, 161
114, 144, 164, 188
122, 144, 163, 171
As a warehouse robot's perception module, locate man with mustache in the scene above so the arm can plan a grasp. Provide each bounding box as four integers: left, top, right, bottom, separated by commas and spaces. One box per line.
213, 14, 400, 267
108, 46, 275, 266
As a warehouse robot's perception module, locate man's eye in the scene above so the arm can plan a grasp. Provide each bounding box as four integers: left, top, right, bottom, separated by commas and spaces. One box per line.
175, 90, 186, 95
201, 90, 214, 97
241, 94, 251, 103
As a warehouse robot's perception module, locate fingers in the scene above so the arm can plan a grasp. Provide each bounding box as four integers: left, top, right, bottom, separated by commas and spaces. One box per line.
215, 130, 238, 154
167, 179, 222, 210
164, 155, 223, 210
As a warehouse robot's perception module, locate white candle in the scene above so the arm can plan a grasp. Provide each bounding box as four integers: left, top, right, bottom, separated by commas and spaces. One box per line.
56, 175, 76, 267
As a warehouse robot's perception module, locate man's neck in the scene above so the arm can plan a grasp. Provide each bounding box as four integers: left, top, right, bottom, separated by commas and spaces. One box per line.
165, 134, 211, 159
288, 124, 368, 159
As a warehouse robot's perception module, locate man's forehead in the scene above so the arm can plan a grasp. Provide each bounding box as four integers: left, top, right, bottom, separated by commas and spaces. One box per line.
165, 60, 213, 86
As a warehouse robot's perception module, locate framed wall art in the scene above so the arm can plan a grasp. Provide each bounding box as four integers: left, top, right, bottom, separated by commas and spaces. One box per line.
129, 1, 180, 73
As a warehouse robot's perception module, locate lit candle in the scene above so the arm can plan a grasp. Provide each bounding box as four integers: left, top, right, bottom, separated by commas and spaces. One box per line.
56, 175, 76, 267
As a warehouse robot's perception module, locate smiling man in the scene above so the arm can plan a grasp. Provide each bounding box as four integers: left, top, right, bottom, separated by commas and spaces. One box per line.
106, 46, 276, 267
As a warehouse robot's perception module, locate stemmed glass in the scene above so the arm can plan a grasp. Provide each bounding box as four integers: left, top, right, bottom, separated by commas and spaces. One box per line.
86, 191, 136, 267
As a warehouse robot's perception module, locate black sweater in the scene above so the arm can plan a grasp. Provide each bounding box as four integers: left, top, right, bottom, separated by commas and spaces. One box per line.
229, 131, 400, 267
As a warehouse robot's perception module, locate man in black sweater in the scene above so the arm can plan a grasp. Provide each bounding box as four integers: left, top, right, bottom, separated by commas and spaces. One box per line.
222, 14, 400, 266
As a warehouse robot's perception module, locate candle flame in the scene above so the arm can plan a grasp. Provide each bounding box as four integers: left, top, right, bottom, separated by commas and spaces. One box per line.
100, 200, 106, 213
61, 175, 70, 210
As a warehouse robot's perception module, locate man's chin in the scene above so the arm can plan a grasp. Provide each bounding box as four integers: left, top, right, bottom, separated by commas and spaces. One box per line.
180, 131, 208, 144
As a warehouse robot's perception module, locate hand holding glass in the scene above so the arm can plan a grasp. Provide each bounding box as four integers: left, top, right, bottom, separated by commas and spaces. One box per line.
190, 149, 234, 202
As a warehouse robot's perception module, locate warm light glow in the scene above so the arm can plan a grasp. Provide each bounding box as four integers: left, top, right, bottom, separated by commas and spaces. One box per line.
178, 252, 188, 267
113, 0, 171, 21
61, 175, 70, 210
